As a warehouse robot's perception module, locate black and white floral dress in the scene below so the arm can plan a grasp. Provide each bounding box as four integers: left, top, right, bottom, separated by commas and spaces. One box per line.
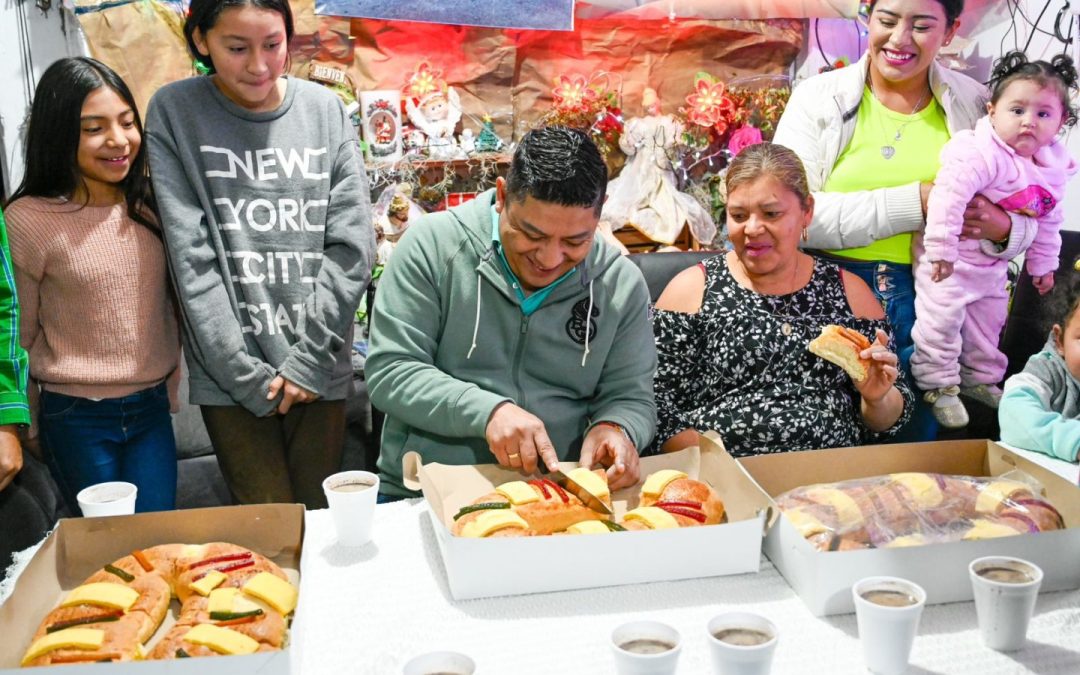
650, 254, 913, 457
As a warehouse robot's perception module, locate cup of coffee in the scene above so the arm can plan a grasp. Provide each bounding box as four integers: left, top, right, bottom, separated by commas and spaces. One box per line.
322, 470, 380, 547
852, 576, 926, 675
76, 481, 138, 517
706, 612, 778, 675
610, 620, 682, 675
401, 650, 475, 675
969, 556, 1043, 651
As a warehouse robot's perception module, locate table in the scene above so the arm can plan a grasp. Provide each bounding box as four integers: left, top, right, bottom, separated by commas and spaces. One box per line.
4, 451, 1079, 674
1004, 444, 1080, 485
292, 500, 1080, 674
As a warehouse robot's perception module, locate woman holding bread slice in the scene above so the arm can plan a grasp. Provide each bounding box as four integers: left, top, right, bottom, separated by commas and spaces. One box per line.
650, 143, 913, 457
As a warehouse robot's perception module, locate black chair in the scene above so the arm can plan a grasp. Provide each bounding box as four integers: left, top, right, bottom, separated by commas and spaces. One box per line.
999, 230, 1080, 380
627, 251, 717, 303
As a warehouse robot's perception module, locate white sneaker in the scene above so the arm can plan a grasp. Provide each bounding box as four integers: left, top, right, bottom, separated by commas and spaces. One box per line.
961, 384, 1003, 409
924, 387, 969, 429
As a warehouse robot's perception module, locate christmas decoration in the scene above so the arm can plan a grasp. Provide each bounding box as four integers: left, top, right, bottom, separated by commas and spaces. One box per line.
600, 87, 716, 249
475, 115, 504, 153
403, 61, 465, 160
538, 71, 624, 161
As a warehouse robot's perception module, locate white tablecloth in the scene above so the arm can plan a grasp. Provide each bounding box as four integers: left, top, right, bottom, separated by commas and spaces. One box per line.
5, 449, 1079, 674
293, 501, 1080, 674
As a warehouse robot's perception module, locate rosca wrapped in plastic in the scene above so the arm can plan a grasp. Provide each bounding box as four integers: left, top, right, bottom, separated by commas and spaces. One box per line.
775, 472, 1066, 552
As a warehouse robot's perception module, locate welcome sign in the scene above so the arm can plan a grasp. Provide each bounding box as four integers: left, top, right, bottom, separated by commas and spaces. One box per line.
314, 0, 575, 30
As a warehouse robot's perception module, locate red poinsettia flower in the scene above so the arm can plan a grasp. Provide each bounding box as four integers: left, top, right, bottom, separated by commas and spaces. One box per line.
686, 76, 734, 128
553, 75, 597, 112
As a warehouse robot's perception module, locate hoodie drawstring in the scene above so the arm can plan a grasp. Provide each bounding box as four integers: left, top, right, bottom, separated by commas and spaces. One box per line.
466, 270, 482, 360
580, 279, 593, 367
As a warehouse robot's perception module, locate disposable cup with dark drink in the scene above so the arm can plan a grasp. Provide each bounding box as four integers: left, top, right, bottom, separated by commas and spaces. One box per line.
401, 650, 475, 675
322, 470, 379, 547
852, 576, 926, 675
706, 612, 778, 675
77, 481, 137, 517
610, 620, 682, 675
969, 556, 1043, 651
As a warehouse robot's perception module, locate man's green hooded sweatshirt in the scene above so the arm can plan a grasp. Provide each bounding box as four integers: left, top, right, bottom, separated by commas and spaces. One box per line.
367, 189, 657, 497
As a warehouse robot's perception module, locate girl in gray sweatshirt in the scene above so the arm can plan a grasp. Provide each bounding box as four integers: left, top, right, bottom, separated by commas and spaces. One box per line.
146, 0, 374, 508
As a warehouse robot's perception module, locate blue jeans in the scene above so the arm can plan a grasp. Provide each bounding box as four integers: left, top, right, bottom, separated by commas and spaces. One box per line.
41, 383, 177, 513
823, 256, 938, 443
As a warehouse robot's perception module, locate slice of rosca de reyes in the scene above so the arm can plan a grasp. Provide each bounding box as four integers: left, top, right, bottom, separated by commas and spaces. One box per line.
566, 520, 612, 535
624, 506, 680, 530
60, 583, 139, 612
207, 587, 239, 615
241, 572, 298, 615
189, 570, 228, 597
641, 470, 688, 499
183, 624, 259, 655
566, 468, 610, 500
459, 510, 529, 539
495, 481, 539, 505
22, 628, 105, 665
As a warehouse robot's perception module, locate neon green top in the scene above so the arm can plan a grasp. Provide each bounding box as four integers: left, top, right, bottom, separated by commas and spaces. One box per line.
824, 87, 950, 264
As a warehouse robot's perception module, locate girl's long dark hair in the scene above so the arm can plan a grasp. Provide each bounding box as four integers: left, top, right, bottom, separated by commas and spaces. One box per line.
5, 57, 158, 232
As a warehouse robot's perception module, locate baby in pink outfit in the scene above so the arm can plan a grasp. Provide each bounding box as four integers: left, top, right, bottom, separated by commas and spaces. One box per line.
912, 51, 1079, 429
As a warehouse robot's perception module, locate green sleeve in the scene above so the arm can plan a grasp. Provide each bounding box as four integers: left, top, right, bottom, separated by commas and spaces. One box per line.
0, 209, 31, 426
366, 219, 509, 438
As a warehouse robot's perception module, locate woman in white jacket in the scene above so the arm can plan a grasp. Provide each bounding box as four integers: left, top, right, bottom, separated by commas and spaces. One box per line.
773, 0, 1036, 442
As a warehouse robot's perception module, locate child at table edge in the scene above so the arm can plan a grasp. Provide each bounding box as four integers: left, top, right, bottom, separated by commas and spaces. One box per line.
1000, 277, 1080, 466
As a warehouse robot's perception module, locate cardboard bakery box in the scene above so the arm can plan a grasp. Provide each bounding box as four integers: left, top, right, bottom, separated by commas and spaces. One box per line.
0, 504, 304, 674
737, 440, 1080, 616
411, 432, 771, 600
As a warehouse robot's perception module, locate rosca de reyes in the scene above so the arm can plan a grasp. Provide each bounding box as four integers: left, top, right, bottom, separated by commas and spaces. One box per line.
21, 543, 297, 667
451, 468, 725, 537
776, 472, 1065, 551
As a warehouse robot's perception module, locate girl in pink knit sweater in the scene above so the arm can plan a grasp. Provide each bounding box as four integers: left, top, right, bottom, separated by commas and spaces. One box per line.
911, 52, 1079, 429
3, 58, 180, 513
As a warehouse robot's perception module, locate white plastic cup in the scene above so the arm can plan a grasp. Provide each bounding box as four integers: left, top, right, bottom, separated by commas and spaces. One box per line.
610, 620, 682, 675
322, 470, 379, 547
852, 576, 926, 675
76, 481, 137, 517
402, 650, 475, 675
969, 556, 1043, 651
706, 612, 778, 675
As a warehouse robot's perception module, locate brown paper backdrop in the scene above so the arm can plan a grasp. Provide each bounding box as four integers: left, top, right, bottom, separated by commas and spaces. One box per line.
74, 1, 801, 144
513, 18, 802, 125
75, 0, 193, 116
75, 0, 353, 115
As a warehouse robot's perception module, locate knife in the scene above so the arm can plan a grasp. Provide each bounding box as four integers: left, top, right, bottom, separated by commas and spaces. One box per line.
548, 468, 614, 516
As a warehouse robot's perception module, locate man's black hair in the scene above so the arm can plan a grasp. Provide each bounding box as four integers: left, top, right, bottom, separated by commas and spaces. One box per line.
505, 126, 607, 215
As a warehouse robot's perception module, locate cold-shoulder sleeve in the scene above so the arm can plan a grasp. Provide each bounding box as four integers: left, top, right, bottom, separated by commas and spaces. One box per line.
649, 307, 706, 454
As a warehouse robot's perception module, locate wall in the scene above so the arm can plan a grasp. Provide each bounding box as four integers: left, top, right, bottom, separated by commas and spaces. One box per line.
0, 2, 84, 198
